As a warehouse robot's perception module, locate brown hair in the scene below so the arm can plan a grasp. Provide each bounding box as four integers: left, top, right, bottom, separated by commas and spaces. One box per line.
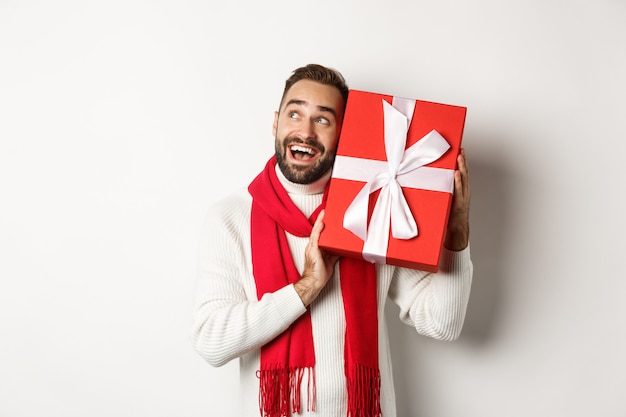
279, 64, 349, 110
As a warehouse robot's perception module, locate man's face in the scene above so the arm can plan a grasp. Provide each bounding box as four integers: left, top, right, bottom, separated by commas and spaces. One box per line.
273, 79, 344, 184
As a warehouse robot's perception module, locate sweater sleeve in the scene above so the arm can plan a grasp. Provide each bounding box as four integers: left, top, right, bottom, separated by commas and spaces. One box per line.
387, 246, 473, 341
191, 192, 307, 367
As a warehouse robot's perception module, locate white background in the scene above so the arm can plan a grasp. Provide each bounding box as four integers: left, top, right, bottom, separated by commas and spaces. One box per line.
1, 1, 625, 416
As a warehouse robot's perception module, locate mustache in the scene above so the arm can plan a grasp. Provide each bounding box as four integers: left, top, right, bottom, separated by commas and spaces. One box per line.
283, 137, 325, 153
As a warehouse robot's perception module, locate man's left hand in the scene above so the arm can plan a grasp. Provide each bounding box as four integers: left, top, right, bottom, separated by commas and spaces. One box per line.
443, 148, 470, 251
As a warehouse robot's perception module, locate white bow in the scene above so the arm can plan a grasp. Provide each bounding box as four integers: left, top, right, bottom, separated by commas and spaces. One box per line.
337, 97, 453, 263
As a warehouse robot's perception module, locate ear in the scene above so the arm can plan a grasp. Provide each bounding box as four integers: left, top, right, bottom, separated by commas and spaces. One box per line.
272, 111, 278, 137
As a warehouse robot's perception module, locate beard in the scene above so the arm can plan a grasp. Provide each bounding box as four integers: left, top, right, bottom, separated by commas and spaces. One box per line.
274, 136, 336, 184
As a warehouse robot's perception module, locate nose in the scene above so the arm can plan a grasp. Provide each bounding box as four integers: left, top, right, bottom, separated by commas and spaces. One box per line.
295, 119, 316, 140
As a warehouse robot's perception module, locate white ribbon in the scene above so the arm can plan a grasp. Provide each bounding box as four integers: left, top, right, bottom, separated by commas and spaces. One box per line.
331, 97, 454, 264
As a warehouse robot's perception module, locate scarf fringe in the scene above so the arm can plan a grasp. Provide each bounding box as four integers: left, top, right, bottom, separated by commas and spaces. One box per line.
258, 366, 316, 417
346, 363, 382, 417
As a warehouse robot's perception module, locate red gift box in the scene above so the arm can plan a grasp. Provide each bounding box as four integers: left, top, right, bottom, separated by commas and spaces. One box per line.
318, 90, 466, 272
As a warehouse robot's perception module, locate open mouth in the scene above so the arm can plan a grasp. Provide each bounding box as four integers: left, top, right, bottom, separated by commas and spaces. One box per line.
289, 144, 319, 162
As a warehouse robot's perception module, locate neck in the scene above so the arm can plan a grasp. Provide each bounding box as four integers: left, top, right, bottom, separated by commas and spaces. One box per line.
275, 165, 329, 218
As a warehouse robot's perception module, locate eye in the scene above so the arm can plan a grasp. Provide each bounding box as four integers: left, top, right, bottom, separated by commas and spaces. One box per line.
316, 117, 330, 125
288, 111, 300, 119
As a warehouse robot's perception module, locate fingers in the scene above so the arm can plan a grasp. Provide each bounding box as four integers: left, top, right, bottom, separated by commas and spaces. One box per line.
309, 210, 339, 266
299, 210, 337, 305
309, 209, 326, 247
455, 148, 470, 200
306, 210, 326, 266
445, 150, 471, 250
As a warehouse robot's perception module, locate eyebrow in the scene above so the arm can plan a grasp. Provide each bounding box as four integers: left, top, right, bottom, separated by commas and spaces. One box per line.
284, 99, 337, 118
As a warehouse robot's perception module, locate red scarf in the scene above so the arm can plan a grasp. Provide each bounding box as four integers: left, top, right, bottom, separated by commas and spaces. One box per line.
248, 157, 381, 417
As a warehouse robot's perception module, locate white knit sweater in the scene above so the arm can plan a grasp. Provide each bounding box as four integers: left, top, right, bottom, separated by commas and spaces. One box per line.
192, 166, 473, 417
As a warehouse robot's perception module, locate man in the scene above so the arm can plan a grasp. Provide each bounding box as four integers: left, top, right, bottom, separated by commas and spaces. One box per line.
192, 64, 472, 417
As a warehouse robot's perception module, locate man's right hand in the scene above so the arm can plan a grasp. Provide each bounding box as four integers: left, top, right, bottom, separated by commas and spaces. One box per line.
294, 210, 339, 307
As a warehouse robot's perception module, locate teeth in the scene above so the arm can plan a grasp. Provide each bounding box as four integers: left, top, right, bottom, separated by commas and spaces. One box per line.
291, 145, 314, 154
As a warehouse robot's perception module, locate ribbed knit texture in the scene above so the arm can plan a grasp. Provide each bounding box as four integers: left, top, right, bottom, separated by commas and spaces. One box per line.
192, 165, 473, 417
